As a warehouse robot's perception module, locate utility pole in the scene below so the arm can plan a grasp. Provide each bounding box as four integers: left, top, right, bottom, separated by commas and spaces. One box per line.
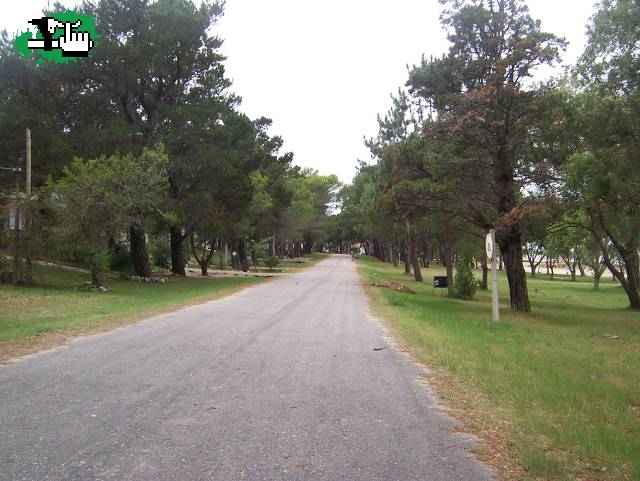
25, 129, 31, 195
26, 129, 31, 196
24, 128, 33, 283
13, 163, 21, 285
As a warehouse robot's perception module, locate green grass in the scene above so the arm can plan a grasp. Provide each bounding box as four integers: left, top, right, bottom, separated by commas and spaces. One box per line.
358, 256, 640, 481
0, 265, 265, 344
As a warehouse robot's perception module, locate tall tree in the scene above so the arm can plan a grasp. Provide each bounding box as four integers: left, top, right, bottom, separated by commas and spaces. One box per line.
184, 112, 262, 274
568, 0, 640, 308
408, 0, 565, 311
247, 118, 296, 256
53, 147, 168, 286
78, 0, 234, 276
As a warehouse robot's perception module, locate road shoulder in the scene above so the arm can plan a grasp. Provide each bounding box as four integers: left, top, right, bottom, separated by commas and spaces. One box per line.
356, 261, 509, 481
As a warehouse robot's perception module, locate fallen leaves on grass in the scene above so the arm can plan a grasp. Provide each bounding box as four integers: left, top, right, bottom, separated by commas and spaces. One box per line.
420, 368, 531, 481
371, 281, 416, 294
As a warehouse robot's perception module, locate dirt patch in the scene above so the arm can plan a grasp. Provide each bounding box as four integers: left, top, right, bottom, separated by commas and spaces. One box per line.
371, 281, 416, 294
421, 368, 531, 481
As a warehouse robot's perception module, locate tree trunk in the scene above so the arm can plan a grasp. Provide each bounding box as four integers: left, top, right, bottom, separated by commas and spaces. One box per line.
481, 248, 488, 290
372, 238, 384, 261
190, 236, 215, 276
423, 241, 431, 268
91, 254, 102, 287
593, 271, 601, 290
578, 259, 586, 277
622, 255, 640, 309
409, 227, 423, 282
562, 256, 577, 281
443, 217, 455, 297
498, 228, 531, 312
303, 234, 313, 255
238, 239, 249, 272
130, 223, 151, 278
528, 258, 537, 277
492, 137, 531, 311
626, 276, 640, 309
170, 225, 186, 276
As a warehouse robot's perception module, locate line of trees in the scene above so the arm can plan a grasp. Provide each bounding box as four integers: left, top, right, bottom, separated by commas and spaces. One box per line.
334, 0, 640, 311
0, 0, 340, 286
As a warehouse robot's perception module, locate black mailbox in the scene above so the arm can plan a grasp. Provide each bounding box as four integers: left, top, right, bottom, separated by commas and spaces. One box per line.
433, 276, 448, 288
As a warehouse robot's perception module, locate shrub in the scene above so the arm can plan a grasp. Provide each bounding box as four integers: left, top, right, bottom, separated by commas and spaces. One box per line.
388, 293, 405, 306
152, 249, 171, 270
454, 259, 478, 300
255, 241, 270, 259
263, 256, 280, 271
108, 247, 133, 272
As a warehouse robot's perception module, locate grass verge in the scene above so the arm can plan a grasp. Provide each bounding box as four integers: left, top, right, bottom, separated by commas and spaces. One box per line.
0, 265, 265, 363
358, 255, 639, 481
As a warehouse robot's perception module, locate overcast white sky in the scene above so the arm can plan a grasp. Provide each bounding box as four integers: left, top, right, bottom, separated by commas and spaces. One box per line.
2, 0, 596, 183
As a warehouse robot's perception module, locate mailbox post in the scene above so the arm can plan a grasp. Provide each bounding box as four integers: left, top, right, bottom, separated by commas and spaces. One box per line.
433, 275, 448, 296
486, 229, 500, 322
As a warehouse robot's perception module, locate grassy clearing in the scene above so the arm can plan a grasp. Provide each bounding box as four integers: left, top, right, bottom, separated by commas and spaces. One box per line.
0, 265, 264, 356
358, 256, 640, 481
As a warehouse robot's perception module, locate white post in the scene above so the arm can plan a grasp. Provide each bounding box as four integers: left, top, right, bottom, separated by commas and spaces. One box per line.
489, 229, 500, 322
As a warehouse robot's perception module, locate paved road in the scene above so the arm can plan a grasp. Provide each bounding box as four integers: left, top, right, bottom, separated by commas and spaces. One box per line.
0, 255, 493, 481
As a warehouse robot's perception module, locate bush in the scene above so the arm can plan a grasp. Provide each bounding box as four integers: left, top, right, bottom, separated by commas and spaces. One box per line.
388, 292, 405, 306
263, 256, 280, 271
254, 241, 270, 260
152, 248, 171, 270
108, 248, 133, 272
454, 259, 478, 300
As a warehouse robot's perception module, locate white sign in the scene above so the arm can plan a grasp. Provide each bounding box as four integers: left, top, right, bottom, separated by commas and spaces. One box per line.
485, 232, 494, 259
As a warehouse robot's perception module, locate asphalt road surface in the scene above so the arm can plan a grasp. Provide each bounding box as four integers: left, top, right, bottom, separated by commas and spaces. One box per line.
0, 255, 494, 481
